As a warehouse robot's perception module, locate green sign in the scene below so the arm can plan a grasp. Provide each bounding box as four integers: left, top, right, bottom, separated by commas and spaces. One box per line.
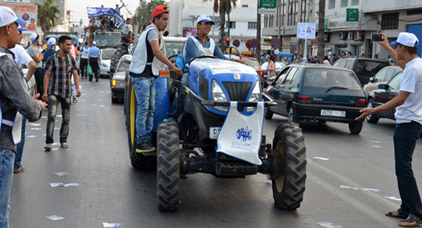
346, 8, 359, 22
324, 19, 328, 31
259, 0, 277, 8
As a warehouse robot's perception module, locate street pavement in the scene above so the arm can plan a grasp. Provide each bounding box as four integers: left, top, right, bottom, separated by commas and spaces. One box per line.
9, 78, 422, 228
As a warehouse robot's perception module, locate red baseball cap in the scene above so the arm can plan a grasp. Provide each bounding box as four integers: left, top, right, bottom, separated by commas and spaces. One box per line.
151, 5, 168, 23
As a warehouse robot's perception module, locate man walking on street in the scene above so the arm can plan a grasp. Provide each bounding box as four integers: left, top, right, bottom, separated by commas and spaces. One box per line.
128, 5, 182, 152
356, 32, 422, 227
27, 32, 44, 99
10, 26, 37, 174
88, 41, 100, 82
79, 42, 89, 79
0, 6, 45, 227
43, 35, 81, 151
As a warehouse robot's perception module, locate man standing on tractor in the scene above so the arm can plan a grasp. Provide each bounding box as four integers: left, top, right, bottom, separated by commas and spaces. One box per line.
183, 15, 245, 72
121, 18, 133, 44
128, 5, 182, 153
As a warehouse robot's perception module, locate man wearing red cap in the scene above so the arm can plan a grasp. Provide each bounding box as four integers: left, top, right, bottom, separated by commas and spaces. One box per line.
128, 5, 182, 152
357, 32, 422, 227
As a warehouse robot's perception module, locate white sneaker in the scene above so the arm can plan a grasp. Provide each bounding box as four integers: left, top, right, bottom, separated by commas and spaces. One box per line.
44, 144, 52, 151
61, 142, 69, 148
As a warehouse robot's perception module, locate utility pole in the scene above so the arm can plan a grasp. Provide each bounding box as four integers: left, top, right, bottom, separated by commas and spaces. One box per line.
317, 0, 325, 62
277, 0, 281, 61
256, 0, 261, 59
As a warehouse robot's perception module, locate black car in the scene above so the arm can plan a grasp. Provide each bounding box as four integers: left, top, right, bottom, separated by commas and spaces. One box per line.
334, 58, 389, 86
366, 72, 403, 124
265, 64, 367, 134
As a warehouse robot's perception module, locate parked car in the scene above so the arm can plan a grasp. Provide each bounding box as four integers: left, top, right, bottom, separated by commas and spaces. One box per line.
363, 66, 402, 96
265, 64, 367, 134
366, 72, 403, 124
100, 48, 115, 78
333, 58, 389, 86
243, 56, 264, 81
110, 54, 131, 103
261, 61, 285, 77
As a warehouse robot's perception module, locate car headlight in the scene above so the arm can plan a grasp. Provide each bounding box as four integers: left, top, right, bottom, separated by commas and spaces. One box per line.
211, 79, 228, 111
247, 82, 261, 112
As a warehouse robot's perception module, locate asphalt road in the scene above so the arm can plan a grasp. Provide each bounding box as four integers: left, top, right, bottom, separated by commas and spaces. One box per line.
9, 78, 422, 228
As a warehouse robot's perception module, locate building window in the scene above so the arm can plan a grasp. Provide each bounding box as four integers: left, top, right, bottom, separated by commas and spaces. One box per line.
407, 8, 422, 15
381, 13, 399, 30
288, 0, 298, 26
264, 14, 268, 28
300, 0, 307, 22
279, 0, 286, 27
351, 0, 359, 5
341, 0, 348, 7
269, 14, 274, 27
248, 22, 257, 29
242, 4, 248, 7
228, 21, 236, 29
328, 0, 335, 9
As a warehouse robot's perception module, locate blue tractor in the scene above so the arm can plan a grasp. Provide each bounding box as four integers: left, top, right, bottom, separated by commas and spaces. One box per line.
124, 55, 307, 212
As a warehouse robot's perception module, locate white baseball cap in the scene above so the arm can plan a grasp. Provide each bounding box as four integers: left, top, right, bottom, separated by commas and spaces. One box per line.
196, 15, 215, 25
92, 41, 97, 45
0, 6, 26, 27
390, 32, 419, 48
30, 33, 38, 43
47, 37, 56, 47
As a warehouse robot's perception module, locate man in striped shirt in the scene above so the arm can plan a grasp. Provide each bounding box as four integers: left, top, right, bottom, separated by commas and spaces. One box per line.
43, 35, 81, 151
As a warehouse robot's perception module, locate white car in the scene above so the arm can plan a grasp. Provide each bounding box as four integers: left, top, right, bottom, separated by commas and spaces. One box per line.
100, 48, 115, 78
261, 61, 286, 78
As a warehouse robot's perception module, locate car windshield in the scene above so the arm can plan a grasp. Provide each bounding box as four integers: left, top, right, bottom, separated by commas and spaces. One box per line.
95, 32, 121, 47
244, 58, 260, 69
101, 49, 115, 60
303, 68, 361, 90
118, 61, 130, 72
388, 72, 403, 91
165, 41, 184, 57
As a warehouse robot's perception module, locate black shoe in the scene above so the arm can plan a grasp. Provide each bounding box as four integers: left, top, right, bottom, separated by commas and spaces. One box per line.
135, 141, 156, 153
89, 78, 92, 81
400, 214, 422, 227
96, 79, 99, 82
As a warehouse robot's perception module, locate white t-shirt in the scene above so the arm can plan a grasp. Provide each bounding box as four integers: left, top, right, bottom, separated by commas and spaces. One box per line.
121, 24, 133, 36
10, 44, 32, 67
395, 57, 422, 124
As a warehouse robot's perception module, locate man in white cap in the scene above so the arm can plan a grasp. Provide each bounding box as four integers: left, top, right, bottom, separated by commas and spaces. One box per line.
0, 6, 45, 227
182, 15, 244, 69
42, 37, 57, 67
357, 32, 422, 227
9, 26, 37, 174
88, 40, 100, 82
27, 32, 44, 99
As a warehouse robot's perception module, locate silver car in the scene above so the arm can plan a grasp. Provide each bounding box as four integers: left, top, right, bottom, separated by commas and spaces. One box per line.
100, 48, 116, 78
363, 66, 402, 96
110, 54, 132, 103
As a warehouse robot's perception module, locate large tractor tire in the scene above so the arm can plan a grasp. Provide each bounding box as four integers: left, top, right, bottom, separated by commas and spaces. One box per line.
110, 43, 129, 76
127, 82, 156, 171
157, 120, 180, 212
271, 123, 306, 210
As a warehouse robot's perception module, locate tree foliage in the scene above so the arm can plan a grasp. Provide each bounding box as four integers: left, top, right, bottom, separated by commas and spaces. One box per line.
36, 0, 60, 37
205, 0, 237, 49
135, 0, 167, 31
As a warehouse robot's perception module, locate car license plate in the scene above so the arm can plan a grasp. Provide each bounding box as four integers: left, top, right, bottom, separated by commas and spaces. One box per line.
209, 127, 221, 139
320, 109, 346, 117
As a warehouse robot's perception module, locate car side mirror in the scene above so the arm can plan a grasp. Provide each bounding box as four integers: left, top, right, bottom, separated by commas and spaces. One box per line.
369, 77, 375, 83
378, 84, 389, 90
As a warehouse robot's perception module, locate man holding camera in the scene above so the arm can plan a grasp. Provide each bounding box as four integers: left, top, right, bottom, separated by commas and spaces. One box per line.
357, 32, 422, 227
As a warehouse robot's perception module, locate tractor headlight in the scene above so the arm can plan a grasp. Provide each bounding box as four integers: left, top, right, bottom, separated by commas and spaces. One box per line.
211, 79, 228, 111
247, 82, 261, 112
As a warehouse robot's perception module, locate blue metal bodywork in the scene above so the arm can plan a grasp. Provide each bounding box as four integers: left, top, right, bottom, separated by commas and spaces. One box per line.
153, 77, 171, 129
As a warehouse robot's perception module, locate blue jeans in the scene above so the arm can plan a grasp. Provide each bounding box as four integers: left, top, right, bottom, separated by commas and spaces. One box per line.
0, 149, 15, 228
46, 95, 71, 144
132, 77, 156, 144
14, 117, 26, 170
394, 121, 422, 216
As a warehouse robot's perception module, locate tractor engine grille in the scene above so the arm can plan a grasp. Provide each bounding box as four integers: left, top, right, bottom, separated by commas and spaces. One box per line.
222, 81, 252, 101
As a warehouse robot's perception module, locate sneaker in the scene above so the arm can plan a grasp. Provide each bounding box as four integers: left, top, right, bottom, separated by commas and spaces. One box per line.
61, 142, 69, 148
44, 144, 52, 151
13, 166, 24, 173
136, 141, 156, 153
73, 97, 78, 103
400, 214, 422, 227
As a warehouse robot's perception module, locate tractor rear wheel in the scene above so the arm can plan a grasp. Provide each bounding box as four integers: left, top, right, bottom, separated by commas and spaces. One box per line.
157, 119, 180, 212
271, 123, 306, 210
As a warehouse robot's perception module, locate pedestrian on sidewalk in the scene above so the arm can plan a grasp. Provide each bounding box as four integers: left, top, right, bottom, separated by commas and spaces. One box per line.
88, 41, 100, 82
10, 26, 37, 174
356, 32, 422, 227
43, 35, 81, 151
0, 6, 45, 227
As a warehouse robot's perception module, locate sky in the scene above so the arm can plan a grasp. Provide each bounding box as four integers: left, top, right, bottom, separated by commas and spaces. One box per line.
68, 0, 141, 26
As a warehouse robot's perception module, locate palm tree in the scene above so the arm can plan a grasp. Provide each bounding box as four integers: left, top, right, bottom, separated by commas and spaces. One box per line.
36, 0, 60, 38
207, 0, 237, 50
